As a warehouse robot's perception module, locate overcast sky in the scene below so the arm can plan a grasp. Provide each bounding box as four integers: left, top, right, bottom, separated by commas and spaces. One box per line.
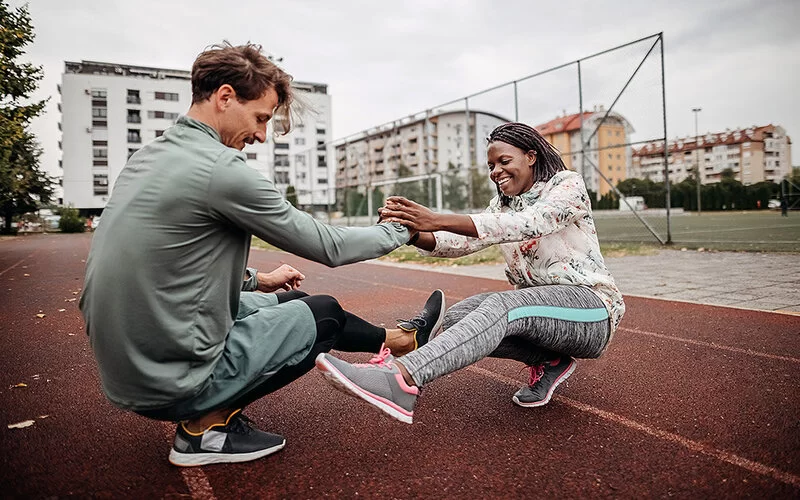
11, 0, 800, 177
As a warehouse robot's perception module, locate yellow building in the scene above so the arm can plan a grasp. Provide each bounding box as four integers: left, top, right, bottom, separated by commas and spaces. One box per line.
536, 106, 632, 198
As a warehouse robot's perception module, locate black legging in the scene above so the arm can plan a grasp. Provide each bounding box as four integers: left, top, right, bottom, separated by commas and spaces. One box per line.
229, 290, 386, 409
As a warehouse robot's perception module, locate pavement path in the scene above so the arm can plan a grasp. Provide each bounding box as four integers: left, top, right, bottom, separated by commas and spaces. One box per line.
372, 249, 800, 315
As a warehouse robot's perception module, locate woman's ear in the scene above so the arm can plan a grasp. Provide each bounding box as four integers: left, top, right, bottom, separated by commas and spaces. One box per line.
527, 150, 537, 167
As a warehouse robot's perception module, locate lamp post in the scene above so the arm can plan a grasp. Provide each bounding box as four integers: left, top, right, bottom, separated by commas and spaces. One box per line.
692, 107, 702, 214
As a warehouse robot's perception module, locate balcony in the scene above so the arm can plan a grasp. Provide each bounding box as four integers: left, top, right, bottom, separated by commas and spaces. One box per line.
127, 96, 141, 105
127, 115, 142, 124
127, 135, 142, 144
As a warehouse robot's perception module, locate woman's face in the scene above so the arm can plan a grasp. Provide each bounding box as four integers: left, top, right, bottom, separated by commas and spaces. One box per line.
487, 141, 536, 196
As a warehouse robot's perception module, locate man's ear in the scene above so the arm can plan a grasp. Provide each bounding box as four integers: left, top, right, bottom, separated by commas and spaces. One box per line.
214, 84, 236, 111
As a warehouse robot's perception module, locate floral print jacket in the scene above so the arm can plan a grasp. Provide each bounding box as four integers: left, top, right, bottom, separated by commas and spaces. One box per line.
422, 170, 625, 332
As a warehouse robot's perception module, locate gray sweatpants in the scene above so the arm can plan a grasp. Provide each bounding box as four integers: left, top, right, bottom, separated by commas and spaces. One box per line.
399, 285, 611, 386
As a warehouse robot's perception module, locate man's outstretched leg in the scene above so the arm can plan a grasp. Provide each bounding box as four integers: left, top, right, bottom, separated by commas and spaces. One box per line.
162, 289, 445, 466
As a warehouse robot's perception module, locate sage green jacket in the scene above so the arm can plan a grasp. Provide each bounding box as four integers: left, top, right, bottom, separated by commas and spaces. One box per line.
80, 116, 409, 411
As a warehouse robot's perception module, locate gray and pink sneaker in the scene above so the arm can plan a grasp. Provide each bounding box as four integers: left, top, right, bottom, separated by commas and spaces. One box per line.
512, 356, 576, 407
315, 346, 419, 424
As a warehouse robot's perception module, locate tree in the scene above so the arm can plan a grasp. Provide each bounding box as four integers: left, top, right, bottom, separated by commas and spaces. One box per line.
285, 185, 298, 207
0, 2, 51, 233
392, 163, 427, 204
469, 165, 495, 209
443, 161, 467, 210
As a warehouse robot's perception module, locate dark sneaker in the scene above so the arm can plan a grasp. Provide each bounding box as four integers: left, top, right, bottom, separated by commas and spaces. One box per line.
315, 345, 419, 424
397, 289, 445, 349
512, 357, 576, 408
168, 409, 286, 467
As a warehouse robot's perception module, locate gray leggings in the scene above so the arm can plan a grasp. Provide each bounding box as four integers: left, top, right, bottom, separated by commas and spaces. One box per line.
399, 285, 611, 386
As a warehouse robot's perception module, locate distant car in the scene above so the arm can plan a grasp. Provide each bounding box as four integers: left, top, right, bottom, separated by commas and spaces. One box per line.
767, 199, 781, 209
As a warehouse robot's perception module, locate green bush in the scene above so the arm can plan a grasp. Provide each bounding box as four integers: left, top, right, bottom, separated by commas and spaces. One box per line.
58, 206, 85, 233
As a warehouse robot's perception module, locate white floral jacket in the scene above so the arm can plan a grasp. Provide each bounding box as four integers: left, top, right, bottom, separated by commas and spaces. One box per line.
423, 170, 625, 332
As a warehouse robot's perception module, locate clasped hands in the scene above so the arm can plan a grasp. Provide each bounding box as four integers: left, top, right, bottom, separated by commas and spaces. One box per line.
377, 196, 440, 232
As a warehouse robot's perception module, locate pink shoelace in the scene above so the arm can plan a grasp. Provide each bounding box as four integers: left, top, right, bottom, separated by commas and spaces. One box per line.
356, 344, 392, 368
527, 364, 545, 386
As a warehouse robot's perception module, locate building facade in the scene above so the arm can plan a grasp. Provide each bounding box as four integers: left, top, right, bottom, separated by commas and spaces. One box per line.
59, 60, 332, 213
334, 110, 509, 195
632, 125, 792, 185
535, 106, 633, 198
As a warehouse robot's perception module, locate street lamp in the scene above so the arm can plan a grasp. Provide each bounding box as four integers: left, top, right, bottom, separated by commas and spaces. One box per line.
692, 107, 702, 214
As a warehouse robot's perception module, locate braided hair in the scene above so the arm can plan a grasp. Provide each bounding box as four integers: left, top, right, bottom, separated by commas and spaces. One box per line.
487, 122, 567, 206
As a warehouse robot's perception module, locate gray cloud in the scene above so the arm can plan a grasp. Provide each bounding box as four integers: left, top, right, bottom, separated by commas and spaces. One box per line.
10, 0, 799, 177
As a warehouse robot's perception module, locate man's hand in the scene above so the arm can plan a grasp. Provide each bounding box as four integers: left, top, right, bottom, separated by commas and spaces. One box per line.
256, 264, 305, 293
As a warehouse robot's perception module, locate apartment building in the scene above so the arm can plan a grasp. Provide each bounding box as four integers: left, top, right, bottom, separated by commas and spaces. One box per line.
535, 106, 633, 198
632, 125, 792, 185
334, 110, 508, 191
59, 60, 332, 213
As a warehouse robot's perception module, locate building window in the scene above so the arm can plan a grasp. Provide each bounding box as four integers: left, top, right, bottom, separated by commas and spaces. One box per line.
317, 178, 328, 184
127, 89, 141, 104
93, 160, 108, 166
295, 154, 307, 166
127, 109, 141, 123
274, 155, 290, 167
155, 130, 164, 138
92, 140, 108, 146
128, 129, 141, 143
317, 155, 327, 167
91, 89, 107, 98
148, 110, 179, 120
275, 142, 290, 150
93, 174, 109, 195
316, 128, 326, 135
275, 171, 290, 184
154, 91, 179, 101
246, 152, 257, 160
92, 107, 108, 118
295, 137, 305, 145
93, 148, 107, 158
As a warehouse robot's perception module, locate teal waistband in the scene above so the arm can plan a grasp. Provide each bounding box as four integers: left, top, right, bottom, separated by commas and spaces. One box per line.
508, 305, 609, 323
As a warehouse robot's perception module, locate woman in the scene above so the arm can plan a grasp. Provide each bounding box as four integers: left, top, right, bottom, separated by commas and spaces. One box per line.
315, 122, 624, 424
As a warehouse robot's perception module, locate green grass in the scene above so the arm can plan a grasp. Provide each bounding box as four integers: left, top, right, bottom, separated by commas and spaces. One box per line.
595, 211, 800, 252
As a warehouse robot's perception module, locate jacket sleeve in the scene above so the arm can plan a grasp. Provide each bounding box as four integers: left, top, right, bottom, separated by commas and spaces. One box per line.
208, 152, 410, 267
468, 171, 590, 245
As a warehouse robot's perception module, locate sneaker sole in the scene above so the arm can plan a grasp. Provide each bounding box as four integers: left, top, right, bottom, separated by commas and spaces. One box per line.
512, 359, 576, 408
315, 355, 413, 424
168, 440, 286, 467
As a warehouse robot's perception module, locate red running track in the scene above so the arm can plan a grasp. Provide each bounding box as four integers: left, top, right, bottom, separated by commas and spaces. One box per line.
1, 233, 798, 498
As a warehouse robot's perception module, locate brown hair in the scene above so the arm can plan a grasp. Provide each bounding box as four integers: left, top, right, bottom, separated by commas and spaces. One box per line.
191, 41, 294, 134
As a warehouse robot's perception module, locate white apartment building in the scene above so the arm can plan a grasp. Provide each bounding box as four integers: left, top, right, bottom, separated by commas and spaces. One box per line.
633, 125, 792, 185
59, 60, 332, 213
334, 110, 509, 196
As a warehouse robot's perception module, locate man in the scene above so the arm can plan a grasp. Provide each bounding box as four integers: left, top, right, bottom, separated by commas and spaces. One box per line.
80, 42, 444, 467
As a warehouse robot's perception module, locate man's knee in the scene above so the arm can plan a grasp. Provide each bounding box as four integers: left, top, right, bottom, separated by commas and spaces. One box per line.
301, 294, 346, 328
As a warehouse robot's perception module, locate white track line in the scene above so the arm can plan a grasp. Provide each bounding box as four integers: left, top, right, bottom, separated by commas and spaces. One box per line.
468, 366, 800, 488
162, 423, 217, 500
0, 256, 30, 277
617, 326, 800, 364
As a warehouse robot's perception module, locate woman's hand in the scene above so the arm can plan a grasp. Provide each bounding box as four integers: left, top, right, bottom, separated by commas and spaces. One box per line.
257, 264, 305, 293
378, 196, 440, 232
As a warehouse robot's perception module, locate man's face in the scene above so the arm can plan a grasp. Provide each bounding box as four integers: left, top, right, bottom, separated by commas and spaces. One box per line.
218, 87, 280, 150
